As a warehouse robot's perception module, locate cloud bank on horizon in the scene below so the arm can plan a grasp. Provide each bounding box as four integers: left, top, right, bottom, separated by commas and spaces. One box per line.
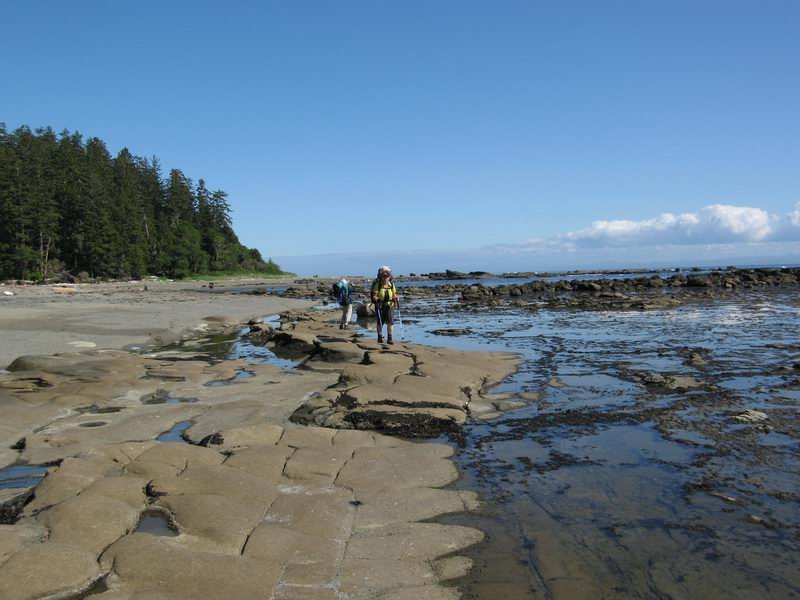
494, 203, 800, 254
276, 203, 800, 276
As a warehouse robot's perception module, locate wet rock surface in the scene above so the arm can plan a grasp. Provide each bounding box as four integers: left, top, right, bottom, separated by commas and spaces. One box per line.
455, 267, 800, 310
2, 276, 799, 598
400, 287, 800, 599
0, 310, 498, 599
278, 310, 518, 436
270, 267, 800, 316
0, 430, 478, 599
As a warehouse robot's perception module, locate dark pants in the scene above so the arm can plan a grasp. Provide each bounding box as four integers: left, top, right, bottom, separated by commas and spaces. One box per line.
377, 304, 394, 325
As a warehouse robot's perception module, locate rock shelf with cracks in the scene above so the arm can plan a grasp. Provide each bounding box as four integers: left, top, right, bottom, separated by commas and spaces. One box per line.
0, 308, 519, 599
277, 309, 519, 436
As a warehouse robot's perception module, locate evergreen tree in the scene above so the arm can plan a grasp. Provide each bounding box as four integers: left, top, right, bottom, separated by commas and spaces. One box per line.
0, 123, 31, 277
0, 124, 281, 280
83, 137, 116, 277
111, 148, 148, 277
55, 129, 89, 274
138, 156, 164, 267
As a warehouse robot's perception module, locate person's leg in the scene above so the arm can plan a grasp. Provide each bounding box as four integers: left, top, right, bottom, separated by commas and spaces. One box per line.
386, 307, 395, 343
344, 304, 353, 327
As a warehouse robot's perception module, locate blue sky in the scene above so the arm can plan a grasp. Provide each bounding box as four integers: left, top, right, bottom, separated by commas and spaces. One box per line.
4, 1, 800, 275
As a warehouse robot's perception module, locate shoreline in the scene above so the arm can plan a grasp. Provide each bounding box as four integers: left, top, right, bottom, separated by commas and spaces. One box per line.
0, 278, 313, 369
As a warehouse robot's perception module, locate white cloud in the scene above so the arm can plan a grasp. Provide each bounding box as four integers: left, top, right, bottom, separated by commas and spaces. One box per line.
789, 203, 800, 227
493, 203, 800, 255
561, 204, 774, 248
276, 203, 800, 275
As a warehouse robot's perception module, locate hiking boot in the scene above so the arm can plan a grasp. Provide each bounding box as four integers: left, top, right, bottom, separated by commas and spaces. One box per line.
377, 336, 384, 343
387, 336, 394, 345
339, 324, 344, 329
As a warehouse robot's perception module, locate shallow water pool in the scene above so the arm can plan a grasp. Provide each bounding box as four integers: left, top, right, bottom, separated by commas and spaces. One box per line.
397, 289, 800, 599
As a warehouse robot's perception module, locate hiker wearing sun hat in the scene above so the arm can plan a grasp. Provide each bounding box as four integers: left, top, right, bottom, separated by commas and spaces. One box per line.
332, 278, 354, 329
371, 266, 399, 344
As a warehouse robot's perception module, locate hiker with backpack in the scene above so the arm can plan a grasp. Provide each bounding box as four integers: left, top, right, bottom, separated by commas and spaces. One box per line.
371, 266, 399, 344
332, 278, 354, 329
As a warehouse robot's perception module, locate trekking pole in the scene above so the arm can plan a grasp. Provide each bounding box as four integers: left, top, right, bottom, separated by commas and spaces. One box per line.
396, 302, 405, 341
375, 301, 383, 341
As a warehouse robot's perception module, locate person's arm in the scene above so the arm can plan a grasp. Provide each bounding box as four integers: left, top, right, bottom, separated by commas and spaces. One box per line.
393, 283, 400, 307
371, 281, 378, 303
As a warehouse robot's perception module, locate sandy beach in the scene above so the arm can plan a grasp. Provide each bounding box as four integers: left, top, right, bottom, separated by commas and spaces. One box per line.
0, 279, 313, 369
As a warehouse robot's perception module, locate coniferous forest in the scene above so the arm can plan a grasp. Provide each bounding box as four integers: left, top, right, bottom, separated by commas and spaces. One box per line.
0, 124, 283, 281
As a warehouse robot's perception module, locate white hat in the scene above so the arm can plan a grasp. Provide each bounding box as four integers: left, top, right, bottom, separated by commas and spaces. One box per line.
339, 278, 348, 285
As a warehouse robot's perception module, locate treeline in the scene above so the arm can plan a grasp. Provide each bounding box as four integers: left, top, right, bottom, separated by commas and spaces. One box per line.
0, 124, 283, 280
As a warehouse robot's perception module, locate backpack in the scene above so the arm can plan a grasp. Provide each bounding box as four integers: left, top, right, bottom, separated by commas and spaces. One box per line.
371, 279, 396, 305
334, 282, 349, 306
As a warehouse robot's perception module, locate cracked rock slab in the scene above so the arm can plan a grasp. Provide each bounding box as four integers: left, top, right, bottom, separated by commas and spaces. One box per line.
0, 309, 496, 598
100, 534, 284, 598
0, 542, 103, 600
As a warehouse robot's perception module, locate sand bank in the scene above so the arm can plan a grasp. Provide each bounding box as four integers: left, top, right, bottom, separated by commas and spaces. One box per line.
0, 278, 312, 369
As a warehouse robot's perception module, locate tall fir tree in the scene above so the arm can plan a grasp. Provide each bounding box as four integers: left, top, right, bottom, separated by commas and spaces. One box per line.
0, 125, 280, 280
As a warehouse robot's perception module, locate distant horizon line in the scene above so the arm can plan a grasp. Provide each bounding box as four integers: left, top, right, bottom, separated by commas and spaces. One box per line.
272, 253, 800, 278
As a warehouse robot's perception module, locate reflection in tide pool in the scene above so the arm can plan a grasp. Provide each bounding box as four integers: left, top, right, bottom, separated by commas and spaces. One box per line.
394, 288, 800, 599
153, 314, 299, 370
225, 315, 299, 369
156, 420, 192, 443
0, 464, 48, 491
134, 510, 179, 537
